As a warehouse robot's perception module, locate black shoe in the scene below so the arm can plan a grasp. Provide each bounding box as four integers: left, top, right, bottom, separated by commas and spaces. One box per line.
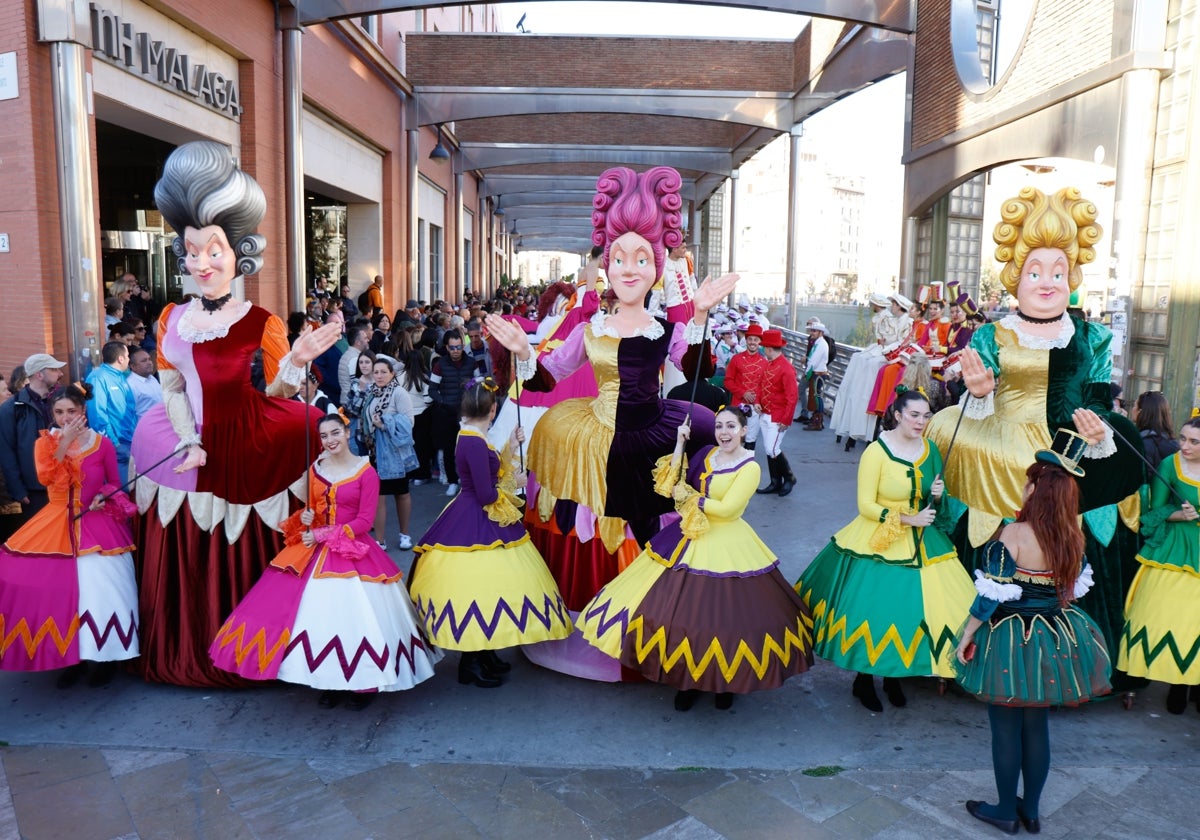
965, 801, 1018, 835
345, 692, 375, 711
835, 434, 842, 443
481, 649, 512, 675
1015, 796, 1040, 834
714, 692, 734, 710
778, 475, 795, 497
852, 673, 883, 712
56, 663, 87, 690
882, 677, 907, 708
1167, 683, 1188, 714
458, 653, 502, 688
674, 689, 700, 711
757, 478, 782, 494
318, 690, 341, 709
1191, 684, 1200, 713
87, 661, 117, 687
796, 414, 811, 424
844, 438, 857, 452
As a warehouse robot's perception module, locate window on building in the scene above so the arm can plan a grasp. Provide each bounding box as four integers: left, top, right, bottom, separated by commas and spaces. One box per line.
430, 223, 444, 300
359, 15, 379, 41
418, 221, 428, 298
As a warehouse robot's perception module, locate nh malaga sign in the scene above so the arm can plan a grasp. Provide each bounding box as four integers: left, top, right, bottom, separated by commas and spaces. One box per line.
89, 4, 241, 120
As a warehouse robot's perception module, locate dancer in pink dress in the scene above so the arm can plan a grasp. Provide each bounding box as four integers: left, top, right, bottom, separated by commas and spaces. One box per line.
0, 383, 138, 687
210, 414, 440, 709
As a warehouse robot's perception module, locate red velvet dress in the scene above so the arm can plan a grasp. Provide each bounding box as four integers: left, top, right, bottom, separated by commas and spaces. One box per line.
131, 300, 322, 686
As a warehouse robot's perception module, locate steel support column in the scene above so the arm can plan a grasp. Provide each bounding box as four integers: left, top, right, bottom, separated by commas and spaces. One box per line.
281, 17, 306, 312
406, 128, 419, 301
785, 124, 803, 331
454, 169, 464, 300
40, 1, 101, 378
727, 169, 739, 299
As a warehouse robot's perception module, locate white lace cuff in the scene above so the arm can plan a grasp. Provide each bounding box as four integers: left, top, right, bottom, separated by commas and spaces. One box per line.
1073, 564, 1095, 598
683, 319, 708, 344
515, 354, 538, 382
278, 354, 307, 388
963, 391, 994, 420
1084, 427, 1117, 459
974, 568, 1022, 602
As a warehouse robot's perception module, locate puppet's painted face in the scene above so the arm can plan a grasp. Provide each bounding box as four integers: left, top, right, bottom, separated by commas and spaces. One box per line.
1017, 247, 1070, 320
183, 225, 236, 298
607, 231, 657, 307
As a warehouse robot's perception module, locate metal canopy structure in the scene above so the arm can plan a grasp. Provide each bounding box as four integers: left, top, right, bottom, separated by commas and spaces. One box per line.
291, 1, 912, 253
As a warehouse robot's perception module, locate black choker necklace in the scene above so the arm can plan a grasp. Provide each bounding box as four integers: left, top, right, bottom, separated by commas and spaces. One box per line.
1016, 310, 1062, 324
200, 292, 233, 313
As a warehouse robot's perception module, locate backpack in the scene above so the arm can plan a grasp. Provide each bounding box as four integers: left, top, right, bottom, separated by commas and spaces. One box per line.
824, 334, 838, 365
357, 288, 374, 313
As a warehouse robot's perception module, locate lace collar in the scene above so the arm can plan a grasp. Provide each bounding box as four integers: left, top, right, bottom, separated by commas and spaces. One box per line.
590, 311, 665, 340
177, 297, 254, 343
998, 311, 1073, 350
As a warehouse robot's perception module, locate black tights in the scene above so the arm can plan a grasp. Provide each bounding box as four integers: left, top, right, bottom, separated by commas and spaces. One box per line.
980, 704, 1050, 821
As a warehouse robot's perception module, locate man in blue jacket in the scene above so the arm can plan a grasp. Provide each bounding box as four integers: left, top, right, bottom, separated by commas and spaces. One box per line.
0, 352, 65, 521
86, 341, 138, 484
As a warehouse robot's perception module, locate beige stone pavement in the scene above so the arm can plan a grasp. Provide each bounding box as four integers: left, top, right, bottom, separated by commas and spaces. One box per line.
3, 418, 1200, 839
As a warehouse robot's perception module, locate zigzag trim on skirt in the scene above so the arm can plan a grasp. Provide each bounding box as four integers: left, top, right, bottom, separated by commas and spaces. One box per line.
0, 614, 80, 658
1121, 620, 1200, 673
416, 593, 570, 643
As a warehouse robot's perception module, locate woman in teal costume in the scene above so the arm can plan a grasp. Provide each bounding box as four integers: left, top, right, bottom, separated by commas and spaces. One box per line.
797, 390, 975, 711
1119, 416, 1200, 714
926, 186, 1144, 691
955, 458, 1111, 835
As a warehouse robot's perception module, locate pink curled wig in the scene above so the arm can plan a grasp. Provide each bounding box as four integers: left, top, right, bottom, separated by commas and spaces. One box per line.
592, 166, 684, 279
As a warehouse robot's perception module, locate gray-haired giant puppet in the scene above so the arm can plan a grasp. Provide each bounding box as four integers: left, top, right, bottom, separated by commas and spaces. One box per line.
131, 140, 340, 687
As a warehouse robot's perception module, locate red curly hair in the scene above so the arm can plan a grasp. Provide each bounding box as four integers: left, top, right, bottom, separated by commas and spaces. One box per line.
1016, 461, 1084, 605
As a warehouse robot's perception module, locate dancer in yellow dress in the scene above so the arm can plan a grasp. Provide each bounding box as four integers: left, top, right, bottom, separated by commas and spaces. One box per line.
1119, 415, 1200, 714
578, 406, 812, 710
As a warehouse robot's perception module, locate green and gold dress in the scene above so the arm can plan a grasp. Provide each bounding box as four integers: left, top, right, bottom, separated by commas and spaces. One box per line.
795, 438, 974, 677
1119, 453, 1200, 683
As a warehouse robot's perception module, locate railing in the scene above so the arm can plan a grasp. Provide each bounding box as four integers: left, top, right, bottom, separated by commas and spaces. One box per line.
777, 327, 861, 415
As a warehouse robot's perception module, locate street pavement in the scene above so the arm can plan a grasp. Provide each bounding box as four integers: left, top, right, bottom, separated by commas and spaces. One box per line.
2, 421, 1198, 839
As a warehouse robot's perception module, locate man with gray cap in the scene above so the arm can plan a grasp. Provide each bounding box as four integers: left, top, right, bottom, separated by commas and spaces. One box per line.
0, 353, 66, 520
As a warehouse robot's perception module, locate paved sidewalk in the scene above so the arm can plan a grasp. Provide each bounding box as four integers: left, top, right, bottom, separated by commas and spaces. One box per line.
3, 423, 1199, 839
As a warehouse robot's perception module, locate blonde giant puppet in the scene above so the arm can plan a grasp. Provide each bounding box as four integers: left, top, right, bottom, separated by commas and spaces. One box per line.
927, 186, 1144, 677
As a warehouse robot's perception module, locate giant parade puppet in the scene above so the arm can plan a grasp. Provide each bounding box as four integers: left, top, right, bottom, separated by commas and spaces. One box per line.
926, 185, 1145, 695
484, 166, 737, 680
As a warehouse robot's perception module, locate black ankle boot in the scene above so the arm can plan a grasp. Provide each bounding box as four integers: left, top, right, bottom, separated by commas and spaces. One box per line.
56, 663, 87, 690
88, 661, 117, 687
882, 677, 906, 707
844, 437, 856, 452
757, 457, 781, 494
852, 672, 882, 712
1167, 683, 1188, 714
481, 649, 512, 675
674, 689, 700, 711
458, 652, 502, 688
714, 692, 734, 710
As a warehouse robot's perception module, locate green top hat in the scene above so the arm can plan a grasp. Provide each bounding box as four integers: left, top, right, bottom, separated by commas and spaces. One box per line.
1035, 428, 1088, 477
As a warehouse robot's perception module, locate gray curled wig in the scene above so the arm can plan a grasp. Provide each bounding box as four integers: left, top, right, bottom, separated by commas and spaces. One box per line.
154, 141, 268, 277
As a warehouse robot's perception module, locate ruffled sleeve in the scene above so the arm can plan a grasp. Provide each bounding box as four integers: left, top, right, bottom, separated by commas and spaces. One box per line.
969, 541, 1022, 621
1073, 562, 1095, 599
33, 432, 81, 490
96, 484, 137, 521
673, 483, 709, 539
653, 453, 684, 499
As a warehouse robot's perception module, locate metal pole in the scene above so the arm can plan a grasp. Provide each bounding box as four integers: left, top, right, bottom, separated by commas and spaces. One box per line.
727, 169, 739, 284
48, 39, 102, 380
454, 168, 464, 302
281, 16, 306, 313
406, 126, 420, 302
785, 123, 803, 331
